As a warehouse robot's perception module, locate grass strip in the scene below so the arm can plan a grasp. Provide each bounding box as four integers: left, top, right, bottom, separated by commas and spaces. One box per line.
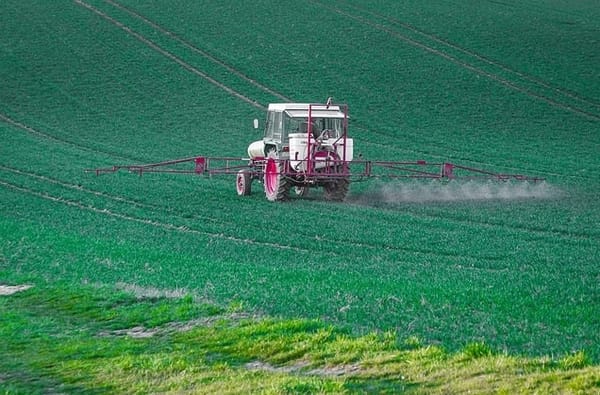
0, 280, 598, 394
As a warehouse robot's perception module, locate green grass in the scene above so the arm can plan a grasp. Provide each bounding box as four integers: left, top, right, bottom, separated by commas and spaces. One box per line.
1, 0, 599, 391
1, 281, 598, 394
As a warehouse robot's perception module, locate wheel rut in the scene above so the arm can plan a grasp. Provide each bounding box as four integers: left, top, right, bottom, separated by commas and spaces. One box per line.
314, 0, 600, 121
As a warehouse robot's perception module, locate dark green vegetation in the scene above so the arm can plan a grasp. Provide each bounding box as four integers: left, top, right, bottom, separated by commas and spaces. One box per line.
1, 0, 599, 392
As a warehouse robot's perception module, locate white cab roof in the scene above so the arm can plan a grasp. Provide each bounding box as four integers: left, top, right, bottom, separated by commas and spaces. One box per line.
267, 103, 346, 118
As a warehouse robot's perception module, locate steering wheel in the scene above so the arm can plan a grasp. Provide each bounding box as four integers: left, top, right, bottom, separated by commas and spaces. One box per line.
317, 129, 333, 140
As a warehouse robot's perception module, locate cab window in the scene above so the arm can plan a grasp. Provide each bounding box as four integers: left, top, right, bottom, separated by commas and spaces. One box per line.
265, 111, 283, 141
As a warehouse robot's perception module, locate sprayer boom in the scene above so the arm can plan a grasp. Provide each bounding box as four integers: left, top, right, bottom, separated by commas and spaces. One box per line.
87, 100, 545, 202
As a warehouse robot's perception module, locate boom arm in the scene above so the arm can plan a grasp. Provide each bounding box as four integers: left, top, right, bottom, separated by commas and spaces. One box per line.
87, 156, 544, 182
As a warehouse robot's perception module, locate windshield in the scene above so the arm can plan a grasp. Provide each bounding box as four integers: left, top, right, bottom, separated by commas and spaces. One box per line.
285, 116, 344, 138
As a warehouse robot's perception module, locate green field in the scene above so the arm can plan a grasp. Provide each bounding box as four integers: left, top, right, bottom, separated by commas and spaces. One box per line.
1, 0, 599, 392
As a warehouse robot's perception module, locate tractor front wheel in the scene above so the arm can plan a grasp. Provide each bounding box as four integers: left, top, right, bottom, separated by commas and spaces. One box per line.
236, 169, 252, 196
264, 150, 290, 201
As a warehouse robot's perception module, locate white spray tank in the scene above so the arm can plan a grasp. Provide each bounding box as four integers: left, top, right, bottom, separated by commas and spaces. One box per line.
247, 118, 265, 159
247, 140, 265, 159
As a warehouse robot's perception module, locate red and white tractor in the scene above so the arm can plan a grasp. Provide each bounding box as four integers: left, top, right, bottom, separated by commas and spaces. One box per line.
238, 102, 352, 201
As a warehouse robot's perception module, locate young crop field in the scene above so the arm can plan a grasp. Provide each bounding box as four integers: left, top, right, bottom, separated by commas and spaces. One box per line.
1, 0, 599, 392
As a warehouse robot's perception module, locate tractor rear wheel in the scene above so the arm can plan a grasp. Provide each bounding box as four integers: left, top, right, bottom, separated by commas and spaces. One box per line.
264, 150, 290, 201
293, 186, 310, 197
324, 178, 349, 201
323, 166, 350, 201
236, 169, 252, 196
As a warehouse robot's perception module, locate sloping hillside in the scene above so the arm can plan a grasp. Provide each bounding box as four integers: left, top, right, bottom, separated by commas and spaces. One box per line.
1, 0, 599, 365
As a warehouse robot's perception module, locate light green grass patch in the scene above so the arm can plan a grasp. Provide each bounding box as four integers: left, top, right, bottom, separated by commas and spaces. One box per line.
1, 282, 598, 394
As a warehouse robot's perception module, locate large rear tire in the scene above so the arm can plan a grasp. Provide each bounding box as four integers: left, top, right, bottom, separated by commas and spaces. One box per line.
323, 166, 350, 202
264, 150, 290, 201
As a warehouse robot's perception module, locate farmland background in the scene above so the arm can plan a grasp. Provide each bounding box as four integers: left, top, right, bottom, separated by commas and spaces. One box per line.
1, 0, 599, 363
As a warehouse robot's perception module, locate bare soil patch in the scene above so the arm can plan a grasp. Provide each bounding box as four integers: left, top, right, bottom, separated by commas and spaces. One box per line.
0, 284, 33, 296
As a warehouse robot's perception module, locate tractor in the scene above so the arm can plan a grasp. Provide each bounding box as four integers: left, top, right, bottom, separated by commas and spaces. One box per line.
237, 101, 353, 201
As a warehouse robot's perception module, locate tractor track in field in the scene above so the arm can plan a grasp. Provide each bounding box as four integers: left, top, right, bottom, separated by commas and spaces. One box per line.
415, 208, 599, 243
2, 165, 594, 266
104, 0, 600, 121
74, 0, 266, 110
101, 0, 292, 103
0, 177, 326, 255
0, 165, 229, 226
315, 0, 600, 122
0, 112, 135, 162
73, 0, 595, 180
334, 0, 600, 113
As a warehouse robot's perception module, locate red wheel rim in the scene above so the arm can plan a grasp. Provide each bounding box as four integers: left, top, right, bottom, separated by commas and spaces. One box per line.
236, 174, 244, 194
265, 158, 277, 195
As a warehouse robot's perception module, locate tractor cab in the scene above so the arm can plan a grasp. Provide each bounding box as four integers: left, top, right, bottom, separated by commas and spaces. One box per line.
244, 100, 353, 201
289, 117, 344, 140
261, 103, 348, 154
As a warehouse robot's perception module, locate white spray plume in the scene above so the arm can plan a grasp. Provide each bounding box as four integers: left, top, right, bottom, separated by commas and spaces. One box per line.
349, 180, 561, 205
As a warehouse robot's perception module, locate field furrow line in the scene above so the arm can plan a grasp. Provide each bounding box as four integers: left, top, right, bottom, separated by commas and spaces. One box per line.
0, 165, 519, 264
317, 1, 600, 121
0, 164, 229, 226
0, 111, 135, 162
335, 0, 600, 112
0, 111, 152, 167
0, 165, 471, 262
415, 209, 599, 242
102, 0, 292, 103
0, 178, 321, 255
0, 112, 91, 152
74, 0, 265, 110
